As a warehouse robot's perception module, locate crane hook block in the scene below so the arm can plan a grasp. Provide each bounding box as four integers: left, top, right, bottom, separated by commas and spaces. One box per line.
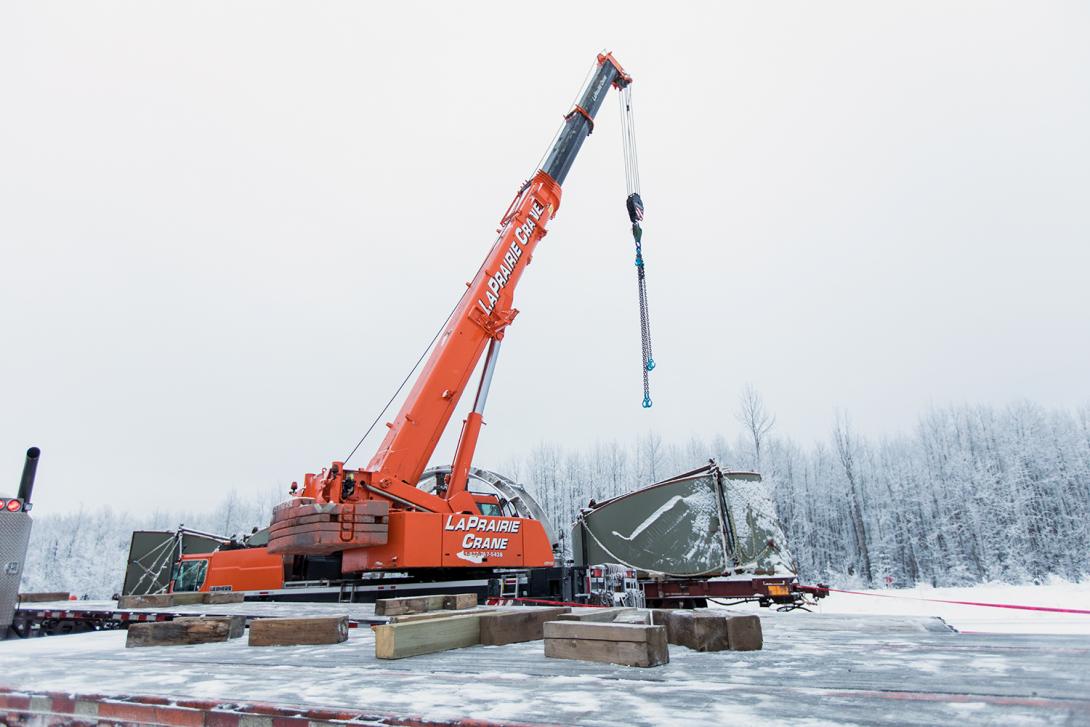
626, 193, 645, 224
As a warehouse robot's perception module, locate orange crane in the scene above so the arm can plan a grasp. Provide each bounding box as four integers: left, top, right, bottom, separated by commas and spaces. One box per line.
169, 52, 653, 594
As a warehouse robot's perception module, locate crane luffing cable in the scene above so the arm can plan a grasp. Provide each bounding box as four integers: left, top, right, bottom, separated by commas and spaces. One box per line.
347, 58, 654, 467
619, 83, 656, 408
342, 316, 445, 466
343, 294, 467, 465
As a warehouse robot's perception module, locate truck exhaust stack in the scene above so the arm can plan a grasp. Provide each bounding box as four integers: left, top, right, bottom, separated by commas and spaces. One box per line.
2, 447, 40, 638
18, 447, 40, 505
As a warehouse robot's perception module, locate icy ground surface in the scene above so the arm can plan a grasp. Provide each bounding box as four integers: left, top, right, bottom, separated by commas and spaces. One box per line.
2, 609, 1089, 725
802, 581, 1090, 635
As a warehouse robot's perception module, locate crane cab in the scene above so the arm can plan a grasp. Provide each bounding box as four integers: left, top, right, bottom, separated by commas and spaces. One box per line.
171, 535, 284, 594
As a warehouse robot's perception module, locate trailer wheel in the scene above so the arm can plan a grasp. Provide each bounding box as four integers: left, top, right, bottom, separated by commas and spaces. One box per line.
40, 619, 88, 636
8, 620, 32, 639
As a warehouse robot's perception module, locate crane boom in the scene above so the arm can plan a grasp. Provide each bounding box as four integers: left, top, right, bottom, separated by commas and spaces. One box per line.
363, 53, 632, 502
272, 53, 639, 572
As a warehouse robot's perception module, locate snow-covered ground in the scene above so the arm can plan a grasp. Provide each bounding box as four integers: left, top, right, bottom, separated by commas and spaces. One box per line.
3, 610, 1089, 725
5, 596, 1090, 724
802, 580, 1090, 635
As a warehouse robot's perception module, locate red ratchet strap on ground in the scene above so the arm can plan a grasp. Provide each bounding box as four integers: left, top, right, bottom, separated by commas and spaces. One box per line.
828, 588, 1090, 615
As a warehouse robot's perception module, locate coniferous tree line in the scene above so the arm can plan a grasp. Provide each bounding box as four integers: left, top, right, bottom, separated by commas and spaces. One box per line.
20, 396, 1090, 597
509, 397, 1090, 588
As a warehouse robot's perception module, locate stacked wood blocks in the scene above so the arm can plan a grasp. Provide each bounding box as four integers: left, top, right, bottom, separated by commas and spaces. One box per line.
479, 606, 570, 645
543, 609, 762, 666
371, 599, 764, 664
544, 621, 670, 667
373, 607, 574, 658
373, 593, 482, 658
249, 616, 349, 646
374, 613, 483, 658
557, 607, 639, 623
126, 617, 244, 647
125, 614, 350, 648
652, 610, 764, 652
374, 593, 477, 617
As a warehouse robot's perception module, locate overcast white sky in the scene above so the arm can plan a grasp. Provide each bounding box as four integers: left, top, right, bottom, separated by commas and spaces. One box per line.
2, 2, 1088, 516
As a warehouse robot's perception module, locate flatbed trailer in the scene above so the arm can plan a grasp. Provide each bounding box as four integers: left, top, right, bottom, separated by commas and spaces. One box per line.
1, 605, 1088, 726
9, 599, 389, 638
13, 569, 824, 638
641, 575, 829, 609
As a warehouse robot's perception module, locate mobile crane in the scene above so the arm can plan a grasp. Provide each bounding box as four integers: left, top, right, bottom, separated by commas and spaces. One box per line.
8, 54, 824, 626
164, 52, 655, 598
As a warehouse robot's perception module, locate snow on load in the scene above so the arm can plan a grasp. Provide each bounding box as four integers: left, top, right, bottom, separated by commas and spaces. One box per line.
571, 462, 793, 578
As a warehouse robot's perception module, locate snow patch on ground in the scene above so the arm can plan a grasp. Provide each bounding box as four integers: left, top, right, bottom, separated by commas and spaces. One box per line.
804, 580, 1090, 635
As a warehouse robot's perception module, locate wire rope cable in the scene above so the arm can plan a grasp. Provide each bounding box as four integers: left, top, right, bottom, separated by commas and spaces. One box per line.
525, 58, 599, 185
619, 84, 655, 408
342, 243, 495, 467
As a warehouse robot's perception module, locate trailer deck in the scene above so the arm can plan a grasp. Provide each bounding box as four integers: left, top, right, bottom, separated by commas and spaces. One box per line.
10, 598, 389, 637
2, 604, 1089, 725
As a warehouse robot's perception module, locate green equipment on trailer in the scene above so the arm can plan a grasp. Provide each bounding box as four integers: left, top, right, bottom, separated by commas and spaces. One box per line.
571, 462, 825, 609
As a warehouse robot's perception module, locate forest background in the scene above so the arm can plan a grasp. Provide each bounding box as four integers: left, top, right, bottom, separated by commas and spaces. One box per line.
20, 390, 1090, 598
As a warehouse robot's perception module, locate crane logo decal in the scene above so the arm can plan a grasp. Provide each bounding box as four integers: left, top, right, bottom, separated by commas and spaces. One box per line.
445, 514, 520, 562
476, 200, 546, 316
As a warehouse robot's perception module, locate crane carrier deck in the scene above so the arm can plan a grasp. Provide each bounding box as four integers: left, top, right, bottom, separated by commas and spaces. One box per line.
2, 600, 1089, 725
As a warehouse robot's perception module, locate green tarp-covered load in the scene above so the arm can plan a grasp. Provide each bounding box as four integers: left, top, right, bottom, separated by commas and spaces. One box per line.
571, 462, 793, 578
122, 529, 228, 596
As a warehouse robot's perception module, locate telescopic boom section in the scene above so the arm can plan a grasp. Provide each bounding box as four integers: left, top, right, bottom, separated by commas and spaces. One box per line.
326, 54, 631, 515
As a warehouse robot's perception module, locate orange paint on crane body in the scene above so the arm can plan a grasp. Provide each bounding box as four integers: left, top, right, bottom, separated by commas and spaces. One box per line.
340, 511, 555, 572
284, 169, 568, 575
365, 171, 562, 491
175, 548, 285, 593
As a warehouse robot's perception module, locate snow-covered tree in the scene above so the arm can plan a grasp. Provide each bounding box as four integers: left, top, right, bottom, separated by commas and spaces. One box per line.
22, 400, 1090, 597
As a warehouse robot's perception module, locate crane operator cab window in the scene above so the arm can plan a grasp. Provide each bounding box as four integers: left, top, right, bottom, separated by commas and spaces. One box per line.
172, 559, 208, 592
473, 492, 511, 517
